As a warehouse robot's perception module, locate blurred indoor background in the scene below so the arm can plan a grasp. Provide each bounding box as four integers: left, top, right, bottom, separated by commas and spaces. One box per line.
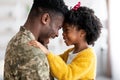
0, 0, 120, 80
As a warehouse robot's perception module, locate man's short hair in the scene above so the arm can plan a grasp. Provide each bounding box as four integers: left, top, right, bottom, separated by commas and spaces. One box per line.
29, 0, 68, 18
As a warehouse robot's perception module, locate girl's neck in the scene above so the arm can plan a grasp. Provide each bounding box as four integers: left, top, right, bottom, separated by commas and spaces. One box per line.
73, 42, 88, 54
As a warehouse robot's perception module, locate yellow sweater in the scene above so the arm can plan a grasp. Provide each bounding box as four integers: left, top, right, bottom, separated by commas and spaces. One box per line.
47, 47, 96, 80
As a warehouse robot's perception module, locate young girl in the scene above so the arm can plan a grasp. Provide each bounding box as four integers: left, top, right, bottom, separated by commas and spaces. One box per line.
29, 2, 102, 80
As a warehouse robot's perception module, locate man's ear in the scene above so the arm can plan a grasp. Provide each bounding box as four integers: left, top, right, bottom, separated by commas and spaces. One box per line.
41, 13, 50, 25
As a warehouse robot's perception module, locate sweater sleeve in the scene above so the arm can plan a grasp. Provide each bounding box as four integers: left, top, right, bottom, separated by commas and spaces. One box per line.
47, 52, 95, 80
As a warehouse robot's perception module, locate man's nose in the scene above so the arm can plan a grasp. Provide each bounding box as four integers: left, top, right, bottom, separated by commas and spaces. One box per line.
55, 31, 59, 37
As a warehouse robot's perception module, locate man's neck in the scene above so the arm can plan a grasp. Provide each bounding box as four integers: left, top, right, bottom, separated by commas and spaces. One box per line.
24, 19, 40, 40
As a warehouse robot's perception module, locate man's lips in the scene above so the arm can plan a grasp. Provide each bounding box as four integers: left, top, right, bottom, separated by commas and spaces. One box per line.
50, 35, 56, 39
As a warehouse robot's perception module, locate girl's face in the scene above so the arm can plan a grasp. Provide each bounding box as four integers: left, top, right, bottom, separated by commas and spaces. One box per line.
62, 24, 82, 46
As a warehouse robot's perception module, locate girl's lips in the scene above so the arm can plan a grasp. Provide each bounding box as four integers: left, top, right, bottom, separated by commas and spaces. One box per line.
63, 38, 67, 43
64, 40, 69, 46
63, 37, 68, 41
63, 36, 67, 40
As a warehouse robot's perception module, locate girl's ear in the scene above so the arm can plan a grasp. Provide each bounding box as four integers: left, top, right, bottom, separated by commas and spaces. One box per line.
41, 13, 50, 25
79, 29, 86, 37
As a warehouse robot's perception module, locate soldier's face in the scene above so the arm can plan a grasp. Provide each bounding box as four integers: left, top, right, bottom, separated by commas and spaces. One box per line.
38, 15, 64, 46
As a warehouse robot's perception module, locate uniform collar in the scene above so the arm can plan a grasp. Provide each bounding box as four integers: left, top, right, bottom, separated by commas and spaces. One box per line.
20, 26, 35, 40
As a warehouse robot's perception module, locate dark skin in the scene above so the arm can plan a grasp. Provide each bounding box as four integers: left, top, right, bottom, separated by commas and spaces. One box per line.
62, 23, 88, 53
28, 24, 89, 55
24, 13, 43, 40
73, 40, 88, 53
24, 12, 64, 47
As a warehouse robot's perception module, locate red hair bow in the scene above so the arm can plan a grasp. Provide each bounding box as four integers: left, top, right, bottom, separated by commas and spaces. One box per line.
72, 2, 81, 10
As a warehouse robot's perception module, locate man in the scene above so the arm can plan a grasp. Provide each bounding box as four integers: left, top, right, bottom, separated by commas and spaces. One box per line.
4, 0, 68, 80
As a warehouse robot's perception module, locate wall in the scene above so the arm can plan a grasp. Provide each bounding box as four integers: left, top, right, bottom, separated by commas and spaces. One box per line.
109, 0, 120, 79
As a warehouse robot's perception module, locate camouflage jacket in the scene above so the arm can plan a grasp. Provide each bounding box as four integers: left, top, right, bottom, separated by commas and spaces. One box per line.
4, 27, 50, 80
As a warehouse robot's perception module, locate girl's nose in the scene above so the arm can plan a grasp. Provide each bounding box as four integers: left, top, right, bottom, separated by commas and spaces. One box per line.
62, 32, 66, 37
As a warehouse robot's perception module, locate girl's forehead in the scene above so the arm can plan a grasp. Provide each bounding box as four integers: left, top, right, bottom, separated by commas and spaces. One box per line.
63, 23, 73, 28
63, 24, 76, 29
63, 25, 72, 30
63, 25, 77, 32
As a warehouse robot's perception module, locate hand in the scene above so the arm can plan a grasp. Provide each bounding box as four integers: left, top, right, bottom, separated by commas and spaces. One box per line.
28, 40, 49, 55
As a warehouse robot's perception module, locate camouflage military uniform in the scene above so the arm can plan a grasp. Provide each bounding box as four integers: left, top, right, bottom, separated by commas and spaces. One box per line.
4, 27, 50, 80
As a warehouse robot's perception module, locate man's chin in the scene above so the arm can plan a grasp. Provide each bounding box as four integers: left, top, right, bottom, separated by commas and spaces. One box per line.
43, 39, 50, 48
44, 44, 48, 48
38, 39, 49, 48
45, 38, 49, 44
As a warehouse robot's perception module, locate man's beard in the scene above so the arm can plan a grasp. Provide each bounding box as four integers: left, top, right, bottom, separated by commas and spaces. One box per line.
38, 38, 48, 49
